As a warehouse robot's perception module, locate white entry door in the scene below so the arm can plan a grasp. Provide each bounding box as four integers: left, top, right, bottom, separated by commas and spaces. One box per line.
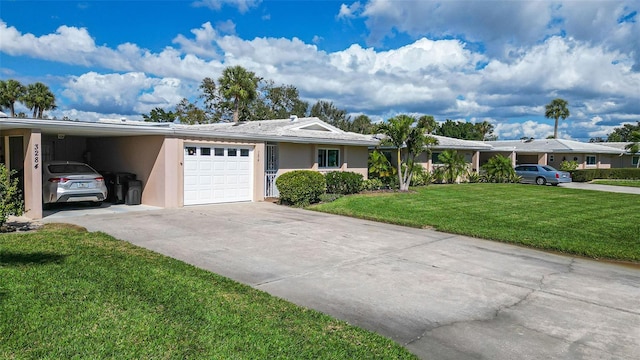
183, 144, 253, 205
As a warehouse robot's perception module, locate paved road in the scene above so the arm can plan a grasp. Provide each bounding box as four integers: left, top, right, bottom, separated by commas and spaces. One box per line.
46, 203, 640, 359
559, 182, 640, 194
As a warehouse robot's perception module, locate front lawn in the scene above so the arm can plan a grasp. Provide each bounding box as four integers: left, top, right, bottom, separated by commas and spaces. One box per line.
311, 184, 640, 262
0, 224, 415, 359
591, 179, 640, 188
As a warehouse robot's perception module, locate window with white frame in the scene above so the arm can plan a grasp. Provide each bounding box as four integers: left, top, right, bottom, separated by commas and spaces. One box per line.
633, 156, 639, 166
318, 148, 340, 168
586, 155, 596, 165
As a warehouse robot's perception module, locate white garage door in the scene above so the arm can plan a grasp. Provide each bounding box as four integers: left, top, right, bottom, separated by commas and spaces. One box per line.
184, 144, 253, 205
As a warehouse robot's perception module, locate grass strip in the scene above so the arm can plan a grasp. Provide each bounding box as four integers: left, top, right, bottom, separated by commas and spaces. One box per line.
0, 224, 415, 359
311, 184, 640, 262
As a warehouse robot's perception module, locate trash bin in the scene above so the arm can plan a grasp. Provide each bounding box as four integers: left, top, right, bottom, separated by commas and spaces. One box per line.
114, 172, 136, 204
125, 180, 142, 205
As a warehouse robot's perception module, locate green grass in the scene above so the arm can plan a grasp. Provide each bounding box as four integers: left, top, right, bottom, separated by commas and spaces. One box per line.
0, 224, 415, 359
311, 184, 640, 262
591, 179, 640, 188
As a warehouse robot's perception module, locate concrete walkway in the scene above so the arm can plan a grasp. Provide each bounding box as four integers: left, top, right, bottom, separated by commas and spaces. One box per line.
44, 202, 640, 360
559, 182, 640, 194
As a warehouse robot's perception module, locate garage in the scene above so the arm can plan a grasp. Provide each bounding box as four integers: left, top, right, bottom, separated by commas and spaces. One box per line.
183, 144, 254, 205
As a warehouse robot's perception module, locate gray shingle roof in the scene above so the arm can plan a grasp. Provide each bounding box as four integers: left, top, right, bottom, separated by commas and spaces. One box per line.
485, 139, 624, 154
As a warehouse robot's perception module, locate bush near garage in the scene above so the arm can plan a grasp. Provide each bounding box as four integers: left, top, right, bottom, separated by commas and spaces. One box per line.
0, 164, 24, 228
275, 170, 326, 207
325, 171, 363, 195
570, 168, 640, 182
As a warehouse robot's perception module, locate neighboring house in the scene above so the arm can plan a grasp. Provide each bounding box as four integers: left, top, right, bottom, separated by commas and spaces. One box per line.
374, 135, 493, 173
0, 115, 376, 219
482, 139, 634, 169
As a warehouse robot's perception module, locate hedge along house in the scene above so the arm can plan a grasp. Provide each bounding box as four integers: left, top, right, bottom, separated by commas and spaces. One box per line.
481, 139, 632, 169
0, 115, 377, 219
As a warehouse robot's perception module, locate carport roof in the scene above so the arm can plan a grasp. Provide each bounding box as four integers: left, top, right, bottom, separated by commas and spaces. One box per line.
484, 139, 625, 154
0, 116, 378, 146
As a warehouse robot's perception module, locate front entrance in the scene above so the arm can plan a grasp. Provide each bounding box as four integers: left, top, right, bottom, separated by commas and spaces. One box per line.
183, 144, 254, 205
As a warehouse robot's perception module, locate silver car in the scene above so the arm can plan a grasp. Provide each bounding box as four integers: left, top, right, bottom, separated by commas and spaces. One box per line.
514, 164, 572, 186
42, 161, 108, 206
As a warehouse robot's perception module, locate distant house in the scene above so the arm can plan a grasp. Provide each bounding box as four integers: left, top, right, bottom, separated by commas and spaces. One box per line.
482, 139, 636, 169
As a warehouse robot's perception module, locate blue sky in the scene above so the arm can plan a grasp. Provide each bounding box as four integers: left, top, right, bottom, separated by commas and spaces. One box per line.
1, 0, 639, 140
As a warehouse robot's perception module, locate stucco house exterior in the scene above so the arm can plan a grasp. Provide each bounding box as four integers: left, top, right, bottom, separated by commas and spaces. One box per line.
0, 115, 376, 219
481, 138, 637, 169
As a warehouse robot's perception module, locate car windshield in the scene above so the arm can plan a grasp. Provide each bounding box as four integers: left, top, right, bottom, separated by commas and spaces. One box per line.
542, 166, 557, 171
48, 164, 96, 174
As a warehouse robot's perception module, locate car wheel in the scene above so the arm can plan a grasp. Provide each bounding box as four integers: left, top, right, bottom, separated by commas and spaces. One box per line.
535, 177, 546, 185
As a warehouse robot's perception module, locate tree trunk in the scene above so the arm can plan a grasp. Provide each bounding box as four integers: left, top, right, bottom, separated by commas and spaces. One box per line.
554, 118, 559, 139
233, 97, 239, 123
396, 149, 404, 190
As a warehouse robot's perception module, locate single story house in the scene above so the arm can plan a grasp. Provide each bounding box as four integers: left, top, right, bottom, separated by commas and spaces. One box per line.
481, 138, 637, 169
0, 115, 377, 219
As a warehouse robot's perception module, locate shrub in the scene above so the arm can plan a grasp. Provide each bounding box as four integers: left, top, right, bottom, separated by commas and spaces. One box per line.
0, 164, 24, 227
318, 193, 343, 203
482, 155, 517, 183
361, 178, 384, 191
570, 168, 640, 182
275, 170, 325, 206
467, 172, 484, 183
559, 160, 579, 171
325, 171, 364, 195
410, 164, 432, 186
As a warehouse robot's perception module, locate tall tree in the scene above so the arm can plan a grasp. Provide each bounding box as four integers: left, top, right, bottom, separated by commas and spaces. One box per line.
436, 119, 482, 140
218, 66, 260, 122
377, 115, 438, 191
349, 114, 374, 134
310, 100, 350, 130
142, 107, 177, 122
607, 122, 640, 142
545, 98, 570, 139
175, 98, 208, 125
417, 115, 438, 134
0, 79, 26, 117
475, 120, 495, 141
258, 81, 308, 120
21, 82, 56, 119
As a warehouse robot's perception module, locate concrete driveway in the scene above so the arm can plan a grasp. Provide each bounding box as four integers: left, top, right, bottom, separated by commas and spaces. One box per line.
46, 202, 640, 359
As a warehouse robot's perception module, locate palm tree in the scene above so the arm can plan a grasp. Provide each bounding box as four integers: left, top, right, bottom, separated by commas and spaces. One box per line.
377, 115, 438, 191
626, 131, 640, 168
481, 154, 517, 183
438, 150, 468, 183
22, 82, 56, 119
0, 79, 27, 117
545, 98, 570, 139
475, 120, 494, 141
218, 66, 260, 122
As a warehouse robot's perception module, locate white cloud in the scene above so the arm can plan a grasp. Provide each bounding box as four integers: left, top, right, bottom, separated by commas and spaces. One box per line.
62, 72, 190, 115
337, 2, 362, 19
191, 0, 261, 13
495, 121, 554, 140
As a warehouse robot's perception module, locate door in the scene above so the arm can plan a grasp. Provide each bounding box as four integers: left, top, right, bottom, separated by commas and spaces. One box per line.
183, 144, 253, 205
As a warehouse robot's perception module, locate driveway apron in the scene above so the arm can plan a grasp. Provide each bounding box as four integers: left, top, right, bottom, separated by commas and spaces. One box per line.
47, 202, 640, 360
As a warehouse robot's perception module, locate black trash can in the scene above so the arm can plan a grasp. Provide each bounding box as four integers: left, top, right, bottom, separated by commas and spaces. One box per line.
125, 180, 142, 205
114, 172, 136, 204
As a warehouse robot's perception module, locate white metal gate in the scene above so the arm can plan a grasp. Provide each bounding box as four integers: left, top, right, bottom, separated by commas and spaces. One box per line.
264, 143, 279, 198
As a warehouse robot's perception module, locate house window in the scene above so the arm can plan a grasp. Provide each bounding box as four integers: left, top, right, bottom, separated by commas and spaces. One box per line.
318, 149, 340, 168
431, 152, 442, 164
240, 149, 249, 157
549, 155, 554, 162
633, 156, 639, 166
586, 155, 596, 166
200, 147, 211, 156
214, 148, 224, 156
228, 148, 237, 157
186, 147, 196, 156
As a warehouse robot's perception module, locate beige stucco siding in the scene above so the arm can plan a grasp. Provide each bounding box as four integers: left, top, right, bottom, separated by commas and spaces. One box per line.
278, 143, 369, 177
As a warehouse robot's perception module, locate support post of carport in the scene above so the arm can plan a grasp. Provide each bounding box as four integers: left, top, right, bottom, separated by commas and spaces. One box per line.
538, 153, 548, 165
23, 130, 43, 219
472, 151, 480, 173
510, 151, 517, 167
